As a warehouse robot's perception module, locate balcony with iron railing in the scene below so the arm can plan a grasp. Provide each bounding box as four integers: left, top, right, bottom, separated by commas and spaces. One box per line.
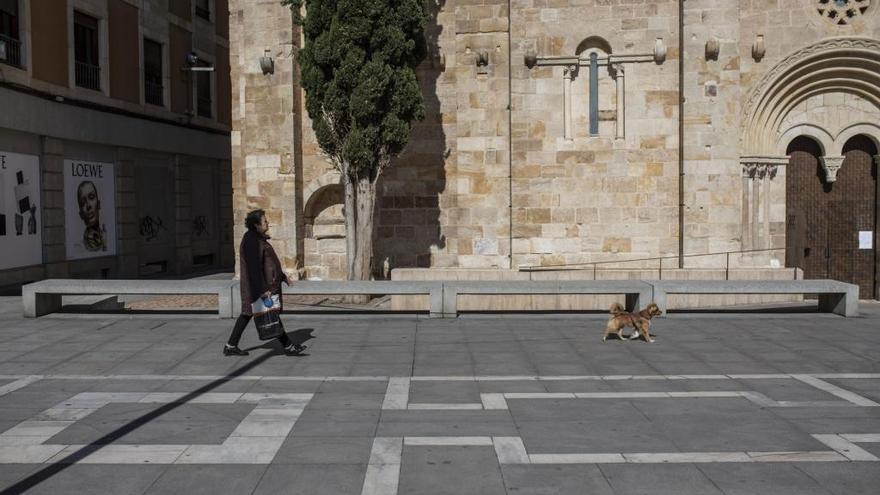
144, 78, 163, 106
75, 61, 101, 91
0, 33, 22, 68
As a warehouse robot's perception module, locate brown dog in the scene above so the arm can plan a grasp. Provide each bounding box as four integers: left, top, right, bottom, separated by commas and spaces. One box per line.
602, 302, 662, 343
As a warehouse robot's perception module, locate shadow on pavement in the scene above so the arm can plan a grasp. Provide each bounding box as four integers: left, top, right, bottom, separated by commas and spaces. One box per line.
0, 349, 281, 494
243, 328, 316, 352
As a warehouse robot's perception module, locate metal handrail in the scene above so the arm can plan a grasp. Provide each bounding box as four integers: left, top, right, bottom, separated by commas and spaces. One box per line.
519, 247, 791, 281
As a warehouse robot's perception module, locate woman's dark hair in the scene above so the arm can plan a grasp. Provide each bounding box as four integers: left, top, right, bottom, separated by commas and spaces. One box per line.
245, 209, 266, 231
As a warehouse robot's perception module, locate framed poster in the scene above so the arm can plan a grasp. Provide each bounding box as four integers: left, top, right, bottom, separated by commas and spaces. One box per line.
0, 151, 43, 270
64, 159, 117, 260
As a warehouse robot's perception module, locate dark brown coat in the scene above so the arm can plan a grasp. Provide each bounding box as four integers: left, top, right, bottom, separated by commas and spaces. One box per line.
239, 229, 286, 315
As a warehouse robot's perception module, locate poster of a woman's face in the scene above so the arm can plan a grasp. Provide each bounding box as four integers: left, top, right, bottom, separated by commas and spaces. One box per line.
64, 160, 116, 260
77, 180, 106, 251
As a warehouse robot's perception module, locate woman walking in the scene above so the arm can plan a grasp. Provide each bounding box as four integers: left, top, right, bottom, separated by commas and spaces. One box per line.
224, 209, 306, 356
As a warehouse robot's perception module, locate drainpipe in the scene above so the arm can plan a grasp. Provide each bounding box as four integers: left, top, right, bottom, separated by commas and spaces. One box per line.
678, 0, 685, 269
508, 0, 514, 269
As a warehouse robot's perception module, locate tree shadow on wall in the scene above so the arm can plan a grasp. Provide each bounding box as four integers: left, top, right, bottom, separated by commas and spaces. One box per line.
373, 0, 449, 277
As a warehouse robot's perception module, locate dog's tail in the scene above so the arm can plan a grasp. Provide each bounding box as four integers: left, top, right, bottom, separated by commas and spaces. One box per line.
609, 302, 626, 315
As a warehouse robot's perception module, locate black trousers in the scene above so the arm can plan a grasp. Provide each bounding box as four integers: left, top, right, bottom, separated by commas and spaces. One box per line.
227, 314, 291, 348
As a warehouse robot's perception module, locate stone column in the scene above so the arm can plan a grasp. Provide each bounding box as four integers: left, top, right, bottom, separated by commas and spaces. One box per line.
741, 158, 783, 250
563, 65, 576, 140
613, 64, 625, 140
820, 155, 845, 183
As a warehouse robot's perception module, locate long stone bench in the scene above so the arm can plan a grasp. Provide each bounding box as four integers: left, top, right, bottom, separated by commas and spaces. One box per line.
275, 281, 445, 317
22, 278, 859, 319
648, 280, 859, 317
441, 280, 653, 317
22, 279, 237, 318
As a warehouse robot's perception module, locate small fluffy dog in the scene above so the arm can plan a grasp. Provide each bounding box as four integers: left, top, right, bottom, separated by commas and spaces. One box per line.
602, 302, 662, 343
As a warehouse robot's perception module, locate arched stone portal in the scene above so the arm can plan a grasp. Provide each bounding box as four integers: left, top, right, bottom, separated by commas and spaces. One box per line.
740, 38, 880, 297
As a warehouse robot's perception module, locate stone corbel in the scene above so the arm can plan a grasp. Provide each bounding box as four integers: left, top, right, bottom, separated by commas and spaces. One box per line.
820, 156, 845, 183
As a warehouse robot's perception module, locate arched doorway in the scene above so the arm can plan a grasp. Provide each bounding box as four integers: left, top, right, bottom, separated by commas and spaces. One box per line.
303, 184, 346, 280
786, 135, 878, 297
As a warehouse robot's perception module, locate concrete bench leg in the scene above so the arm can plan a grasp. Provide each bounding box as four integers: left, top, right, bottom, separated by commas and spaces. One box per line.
625, 293, 638, 312
652, 289, 668, 316
429, 287, 444, 318
217, 285, 234, 319
441, 286, 457, 318
818, 290, 858, 317
626, 289, 652, 313
231, 282, 242, 318
23, 292, 62, 318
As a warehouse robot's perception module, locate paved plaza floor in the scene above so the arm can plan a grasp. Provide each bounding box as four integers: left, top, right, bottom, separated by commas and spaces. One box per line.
0, 297, 879, 494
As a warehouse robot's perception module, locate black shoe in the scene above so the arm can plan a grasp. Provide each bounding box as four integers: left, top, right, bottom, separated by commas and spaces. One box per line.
284, 343, 307, 355
223, 345, 249, 356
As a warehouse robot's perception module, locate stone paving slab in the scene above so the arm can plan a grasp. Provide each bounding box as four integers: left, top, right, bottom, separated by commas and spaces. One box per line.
1, 299, 880, 493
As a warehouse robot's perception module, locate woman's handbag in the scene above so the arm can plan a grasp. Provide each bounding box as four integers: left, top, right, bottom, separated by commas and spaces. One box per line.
251, 294, 284, 341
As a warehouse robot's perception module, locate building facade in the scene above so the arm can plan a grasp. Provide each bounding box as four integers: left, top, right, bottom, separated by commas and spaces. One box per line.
0, 0, 234, 291
230, 1, 880, 298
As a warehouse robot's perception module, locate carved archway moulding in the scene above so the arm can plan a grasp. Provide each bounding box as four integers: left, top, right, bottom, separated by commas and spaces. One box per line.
741, 37, 880, 156
303, 169, 343, 214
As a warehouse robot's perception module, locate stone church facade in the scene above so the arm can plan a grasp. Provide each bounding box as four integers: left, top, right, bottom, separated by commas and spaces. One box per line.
229, 0, 880, 298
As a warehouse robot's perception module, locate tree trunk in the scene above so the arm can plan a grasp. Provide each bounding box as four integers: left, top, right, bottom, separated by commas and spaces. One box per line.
343, 172, 357, 280
353, 175, 376, 281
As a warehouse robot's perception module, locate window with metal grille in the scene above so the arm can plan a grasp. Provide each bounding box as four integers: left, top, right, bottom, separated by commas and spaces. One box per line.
74, 11, 101, 90
196, 61, 212, 118
144, 38, 163, 106
0, 0, 21, 68
195, 0, 210, 21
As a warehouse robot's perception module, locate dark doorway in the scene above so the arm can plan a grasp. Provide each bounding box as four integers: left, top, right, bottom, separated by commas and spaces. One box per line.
786, 135, 878, 298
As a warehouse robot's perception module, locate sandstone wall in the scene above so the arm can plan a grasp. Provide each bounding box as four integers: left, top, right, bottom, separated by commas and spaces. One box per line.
231, 0, 880, 282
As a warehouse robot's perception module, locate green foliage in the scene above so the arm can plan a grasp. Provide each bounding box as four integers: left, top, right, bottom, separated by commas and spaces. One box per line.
282, 0, 428, 180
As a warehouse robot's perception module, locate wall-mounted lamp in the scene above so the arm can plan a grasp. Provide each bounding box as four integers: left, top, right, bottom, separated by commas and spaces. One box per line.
259, 49, 275, 75
653, 38, 666, 64
181, 51, 214, 72
752, 35, 765, 62
705, 37, 719, 61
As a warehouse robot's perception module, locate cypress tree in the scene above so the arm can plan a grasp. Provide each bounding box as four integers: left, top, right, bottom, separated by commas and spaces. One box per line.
283, 0, 428, 280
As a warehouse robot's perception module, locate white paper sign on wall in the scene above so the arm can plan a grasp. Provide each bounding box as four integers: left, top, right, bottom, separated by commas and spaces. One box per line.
64, 160, 117, 260
859, 231, 873, 250
0, 151, 43, 270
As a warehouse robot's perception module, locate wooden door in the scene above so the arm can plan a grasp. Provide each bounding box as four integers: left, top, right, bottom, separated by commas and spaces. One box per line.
786, 135, 877, 298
